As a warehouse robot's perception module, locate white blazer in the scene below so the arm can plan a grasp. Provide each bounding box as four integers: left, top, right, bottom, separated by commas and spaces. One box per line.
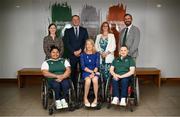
95, 33, 116, 63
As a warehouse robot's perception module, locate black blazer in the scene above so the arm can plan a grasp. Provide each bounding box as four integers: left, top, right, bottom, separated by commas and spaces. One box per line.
64, 26, 88, 58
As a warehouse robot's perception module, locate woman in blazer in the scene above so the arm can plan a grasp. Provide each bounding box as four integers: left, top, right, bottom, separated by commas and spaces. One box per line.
43, 23, 64, 60
95, 21, 116, 82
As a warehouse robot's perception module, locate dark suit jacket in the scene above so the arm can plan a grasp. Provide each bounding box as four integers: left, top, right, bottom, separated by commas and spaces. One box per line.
64, 26, 88, 59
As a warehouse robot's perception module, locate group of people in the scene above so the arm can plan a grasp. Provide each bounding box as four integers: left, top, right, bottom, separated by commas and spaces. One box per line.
41, 14, 140, 109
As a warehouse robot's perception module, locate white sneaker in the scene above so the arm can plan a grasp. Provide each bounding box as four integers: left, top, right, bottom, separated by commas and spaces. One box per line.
55, 100, 63, 109
61, 98, 68, 108
111, 97, 119, 105
119, 98, 126, 106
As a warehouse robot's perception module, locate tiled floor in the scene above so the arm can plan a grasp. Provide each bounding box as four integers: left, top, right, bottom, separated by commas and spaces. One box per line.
0, 80, 180, 116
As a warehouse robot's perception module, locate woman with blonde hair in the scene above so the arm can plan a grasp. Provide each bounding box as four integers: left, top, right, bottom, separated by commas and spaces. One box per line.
80, 39, 100, 107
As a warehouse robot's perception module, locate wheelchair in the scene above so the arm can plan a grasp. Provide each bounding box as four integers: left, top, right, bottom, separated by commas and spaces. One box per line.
41, 78, 76, 115
76, 72, 105, 110
105, 75, 140, 112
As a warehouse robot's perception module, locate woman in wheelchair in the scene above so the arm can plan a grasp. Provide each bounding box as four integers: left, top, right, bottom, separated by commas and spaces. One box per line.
41, 45, 71, 109
80, 39, 100, 107
110, 45, 135, 106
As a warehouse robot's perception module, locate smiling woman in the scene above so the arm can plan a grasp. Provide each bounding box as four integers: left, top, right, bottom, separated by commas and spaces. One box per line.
95, 21, 116, 83
41, 45, 71, 109
80, 39, 100, 107
43, 23, 64, 60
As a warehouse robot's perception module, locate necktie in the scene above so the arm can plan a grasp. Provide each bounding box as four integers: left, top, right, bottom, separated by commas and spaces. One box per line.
122, 28, 128, 46
75, 27, 78, 38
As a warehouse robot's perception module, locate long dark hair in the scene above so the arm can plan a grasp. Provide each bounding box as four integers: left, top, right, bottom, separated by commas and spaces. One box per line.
48, 23, 58, 36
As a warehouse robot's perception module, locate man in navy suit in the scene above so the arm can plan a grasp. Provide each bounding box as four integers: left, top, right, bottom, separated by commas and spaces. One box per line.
64, 15, 88, 94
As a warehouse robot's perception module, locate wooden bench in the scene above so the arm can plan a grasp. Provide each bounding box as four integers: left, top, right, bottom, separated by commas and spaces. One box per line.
17, 67, 161, 88
17, 68, 43, 88
135, 67, 161, 87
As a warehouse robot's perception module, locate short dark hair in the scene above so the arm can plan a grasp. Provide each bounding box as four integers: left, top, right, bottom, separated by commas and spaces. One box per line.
50, 45, 60, 53
120, 45, 129, 50
71, 15, 80, 20
124, 13, 132, 19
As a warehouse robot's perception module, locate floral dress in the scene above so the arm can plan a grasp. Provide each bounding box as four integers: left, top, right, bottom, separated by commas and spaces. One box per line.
99, 37, 111, 82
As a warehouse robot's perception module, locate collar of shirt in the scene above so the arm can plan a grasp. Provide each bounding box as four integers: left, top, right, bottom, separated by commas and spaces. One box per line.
73, 26, 79, 30
119, 56, 128, 61
73, 26, 79, 35
48, 35, 58, 41
116, 56, 123, 61
126, 24, 132, 34
49, 58, 62, 61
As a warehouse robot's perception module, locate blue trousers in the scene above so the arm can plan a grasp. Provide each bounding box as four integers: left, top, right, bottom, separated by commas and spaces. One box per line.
48, 79, 70, 100
112, 76, 131, 99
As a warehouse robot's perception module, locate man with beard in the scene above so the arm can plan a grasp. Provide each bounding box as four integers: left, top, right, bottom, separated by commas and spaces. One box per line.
119, 14, 140, 60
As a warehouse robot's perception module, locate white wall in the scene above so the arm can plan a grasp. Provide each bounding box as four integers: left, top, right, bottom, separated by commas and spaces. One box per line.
0, 0, 180, 78
137, 0, 180, 77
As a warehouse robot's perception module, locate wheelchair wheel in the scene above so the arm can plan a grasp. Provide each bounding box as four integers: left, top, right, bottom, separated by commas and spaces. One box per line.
77, 73, 84, 106
68, 80, 76, 111
135, 77, 140, 105
76, 73, 82, 102
76, 78, 84, 109
96, 75, 104, 104
100, 74, 105, 102
47, 89, 56, 114
41, 79, 48, 109
68, 102, 75, 111
49, 108, 53, 115
105, 77, 112, 109
105, 77, 112, 102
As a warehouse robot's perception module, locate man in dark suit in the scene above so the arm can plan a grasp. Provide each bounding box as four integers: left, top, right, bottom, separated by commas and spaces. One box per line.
64, 15, 88, 94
